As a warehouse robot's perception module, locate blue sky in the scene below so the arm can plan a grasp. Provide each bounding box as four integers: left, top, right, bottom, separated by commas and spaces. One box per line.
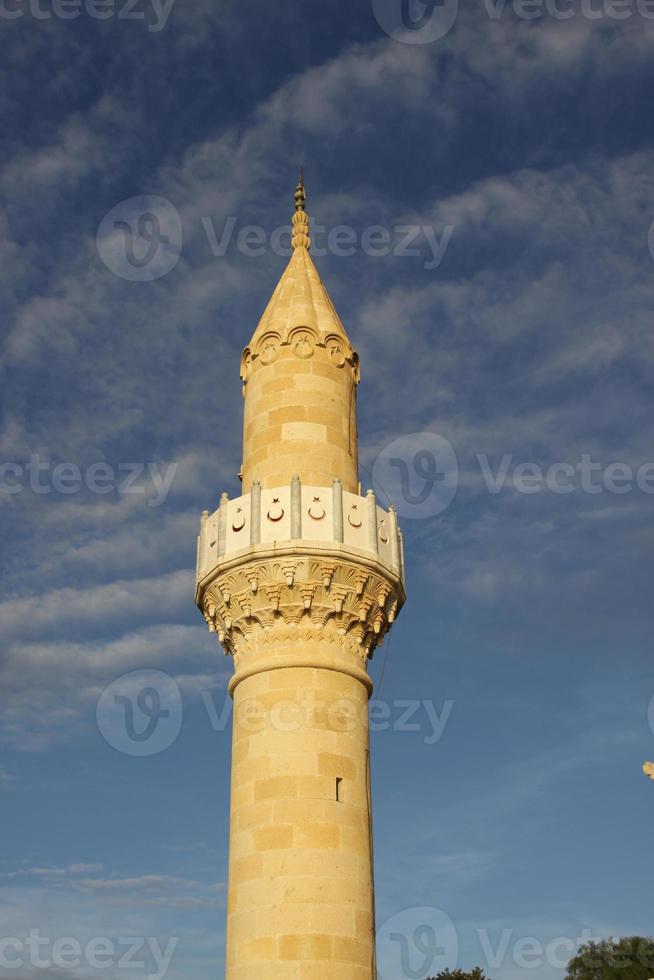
1, 1, 653, 978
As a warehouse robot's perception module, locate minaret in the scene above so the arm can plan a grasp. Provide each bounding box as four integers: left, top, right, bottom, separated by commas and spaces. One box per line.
195, 176, 406, 979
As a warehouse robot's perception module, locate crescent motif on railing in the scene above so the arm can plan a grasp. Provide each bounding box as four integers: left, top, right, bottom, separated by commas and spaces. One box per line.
267, 500, 285, 522
232, 511, 246, 532
348, 513, 363, 529
309, 505, 326, 521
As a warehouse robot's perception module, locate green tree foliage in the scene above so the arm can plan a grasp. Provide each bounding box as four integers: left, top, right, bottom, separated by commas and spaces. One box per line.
565, 937, 654, 980
425, 969, 491, 980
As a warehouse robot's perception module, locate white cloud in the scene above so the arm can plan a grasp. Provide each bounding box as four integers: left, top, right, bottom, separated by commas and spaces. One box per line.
0, 612, 226, 749
0, 571, 193, 644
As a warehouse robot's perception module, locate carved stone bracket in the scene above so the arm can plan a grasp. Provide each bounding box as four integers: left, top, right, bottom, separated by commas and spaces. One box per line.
200, 552, 404, 662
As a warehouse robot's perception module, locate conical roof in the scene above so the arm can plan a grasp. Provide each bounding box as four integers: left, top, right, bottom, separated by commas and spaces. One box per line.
245, 175, 355, 356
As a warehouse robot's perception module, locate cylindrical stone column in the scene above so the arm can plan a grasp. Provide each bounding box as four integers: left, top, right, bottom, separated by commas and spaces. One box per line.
225, 635, 376, 980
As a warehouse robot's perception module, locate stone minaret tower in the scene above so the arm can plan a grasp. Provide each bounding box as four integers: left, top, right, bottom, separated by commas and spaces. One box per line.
195, 177, 406, 979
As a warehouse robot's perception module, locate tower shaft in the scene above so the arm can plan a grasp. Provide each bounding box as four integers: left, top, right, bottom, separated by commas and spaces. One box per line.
196, 179, 405, 979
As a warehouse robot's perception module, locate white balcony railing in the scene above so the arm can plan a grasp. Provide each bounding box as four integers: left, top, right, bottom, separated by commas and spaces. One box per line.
196, 477, 405, 584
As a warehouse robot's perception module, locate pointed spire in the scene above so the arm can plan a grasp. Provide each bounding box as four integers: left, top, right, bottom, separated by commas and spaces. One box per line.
244, 174, 355, 356
291, 168, 311, 251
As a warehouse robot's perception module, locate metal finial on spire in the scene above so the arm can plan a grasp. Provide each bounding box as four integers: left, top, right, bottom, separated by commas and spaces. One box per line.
291, 169, 311, 251
294, 167, 306, 212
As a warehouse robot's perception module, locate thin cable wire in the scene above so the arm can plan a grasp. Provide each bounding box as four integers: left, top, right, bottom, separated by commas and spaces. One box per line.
374, 630, 394, 705
368, 632, 393, 976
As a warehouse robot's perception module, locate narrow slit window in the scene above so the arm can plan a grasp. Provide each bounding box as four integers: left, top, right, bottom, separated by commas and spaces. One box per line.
336, 777, 343, 802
